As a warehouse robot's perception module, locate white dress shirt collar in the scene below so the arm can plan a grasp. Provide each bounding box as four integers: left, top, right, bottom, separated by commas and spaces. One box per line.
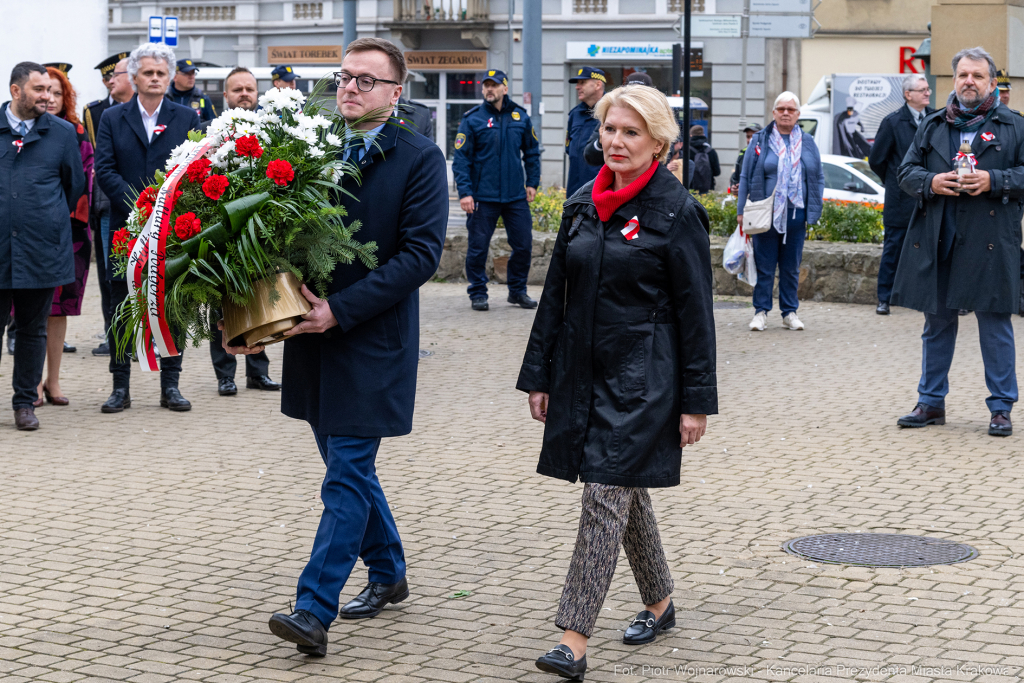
5, 104, 36, 136
138, 97, 163, 142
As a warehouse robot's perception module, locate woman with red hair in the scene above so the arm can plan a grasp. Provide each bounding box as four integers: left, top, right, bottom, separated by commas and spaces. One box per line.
33, 66, 94, 405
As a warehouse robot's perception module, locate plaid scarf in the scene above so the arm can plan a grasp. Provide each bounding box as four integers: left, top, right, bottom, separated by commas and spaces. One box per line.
945, 90, 998, 132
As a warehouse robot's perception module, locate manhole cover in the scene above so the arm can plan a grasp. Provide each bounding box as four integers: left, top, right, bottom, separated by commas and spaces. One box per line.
713, 301, 748, 309
782, 534, 978, 567
418, 349, 434, 359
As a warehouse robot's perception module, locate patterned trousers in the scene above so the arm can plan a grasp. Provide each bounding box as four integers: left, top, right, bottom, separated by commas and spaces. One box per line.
555, 483, 675, 637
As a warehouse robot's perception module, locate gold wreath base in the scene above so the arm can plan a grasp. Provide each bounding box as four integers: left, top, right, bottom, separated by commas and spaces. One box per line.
222, 271, 312, 348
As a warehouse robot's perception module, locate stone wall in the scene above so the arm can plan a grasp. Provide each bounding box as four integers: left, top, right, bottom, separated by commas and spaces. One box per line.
436, 228, 883, 305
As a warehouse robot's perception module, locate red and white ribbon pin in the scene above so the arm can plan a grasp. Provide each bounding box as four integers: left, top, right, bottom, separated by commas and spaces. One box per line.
153, 124, 167, 136
981, 132, 995, 142
12, 140, 23, 154
621, 216, 640, 241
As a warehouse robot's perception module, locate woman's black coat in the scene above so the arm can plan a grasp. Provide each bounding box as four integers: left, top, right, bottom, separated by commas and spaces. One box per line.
516, 164, 718, 488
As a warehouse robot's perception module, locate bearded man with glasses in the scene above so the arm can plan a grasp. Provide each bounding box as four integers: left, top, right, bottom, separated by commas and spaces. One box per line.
869, 73, 935, 316
229, 37, 449, 657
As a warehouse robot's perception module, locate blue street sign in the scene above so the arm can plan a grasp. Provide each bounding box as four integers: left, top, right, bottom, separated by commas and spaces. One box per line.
148, 16, 163, 43
164, 16, 179, 47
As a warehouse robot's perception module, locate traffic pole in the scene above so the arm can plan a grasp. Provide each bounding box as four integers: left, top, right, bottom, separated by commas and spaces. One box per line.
682, 0, 692, 190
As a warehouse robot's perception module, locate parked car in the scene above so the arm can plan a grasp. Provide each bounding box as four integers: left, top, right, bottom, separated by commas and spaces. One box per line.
820, 154, 885, 206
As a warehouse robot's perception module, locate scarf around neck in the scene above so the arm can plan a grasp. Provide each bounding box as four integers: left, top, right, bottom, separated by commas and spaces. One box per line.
945, 90, 997, 132
768, 123, 804, 235
591, 161, 659, 222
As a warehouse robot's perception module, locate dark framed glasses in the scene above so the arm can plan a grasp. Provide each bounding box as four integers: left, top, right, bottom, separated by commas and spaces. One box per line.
334, 71, 400, 92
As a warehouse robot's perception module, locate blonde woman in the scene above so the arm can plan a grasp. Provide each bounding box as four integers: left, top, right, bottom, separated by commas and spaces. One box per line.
517, 85, 718, 680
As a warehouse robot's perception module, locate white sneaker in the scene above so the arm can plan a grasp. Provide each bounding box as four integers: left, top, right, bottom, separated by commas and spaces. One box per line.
749, 311, 767, 331
782, 312, 805, 330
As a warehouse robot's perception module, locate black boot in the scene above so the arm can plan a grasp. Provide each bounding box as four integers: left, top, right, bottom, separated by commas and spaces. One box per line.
101, 388, 131, 413
160, 387, 192, 411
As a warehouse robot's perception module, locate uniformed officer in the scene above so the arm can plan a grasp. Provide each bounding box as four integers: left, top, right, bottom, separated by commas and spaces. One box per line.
564, 65, 607, 196
83, 52, 130, 356
997, 68, 1012, 107
167, 58, 217, 122
272, 65, 300, 90
452, 69, 541, 311
729, 122, 762, 190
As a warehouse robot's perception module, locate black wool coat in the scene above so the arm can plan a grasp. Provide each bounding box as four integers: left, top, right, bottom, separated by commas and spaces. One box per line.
0, 105, 85, 290
868, 103, 934, 229
516, 165, 718, 488
281, 121, 449, 437
893, 105, 1024, 314
94, 95, 199, 281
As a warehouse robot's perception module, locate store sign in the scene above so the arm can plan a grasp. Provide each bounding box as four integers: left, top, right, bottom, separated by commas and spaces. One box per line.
900, 46, 926, 74
750, 0, 810, 12
268, 46, 343, 64
405, 51, 488, 70
566, 41, 704, 62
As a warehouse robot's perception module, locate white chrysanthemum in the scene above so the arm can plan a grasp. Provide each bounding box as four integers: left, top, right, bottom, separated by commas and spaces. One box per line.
308, 115, 332, 129
258, 87, 306, 113
326, 133, 342, 147
210, 140, 236, 170
308, 146, 326, 158
166, 140, 201, 170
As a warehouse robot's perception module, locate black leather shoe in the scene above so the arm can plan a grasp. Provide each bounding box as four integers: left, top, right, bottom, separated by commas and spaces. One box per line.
14, 407, 39, 431
990, 411, 1012, 437
268, 609, 328, 657
508, 292, 538, 309
876, 301, 890, 315
535, 644, 586, 681
218, 378, 238, 396
246, 374, 281, 391
339, 578, 409, 619
101, 388, 131, 413
623, 601, 676, 645
91, 342, 110, 356
897, 403, 945, 428
63, 341, 76, 353
160, 387, 192, 412
471, 298, 489, 311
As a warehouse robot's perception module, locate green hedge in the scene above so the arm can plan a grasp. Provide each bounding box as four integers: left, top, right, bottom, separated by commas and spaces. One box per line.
500, 187, 884, 244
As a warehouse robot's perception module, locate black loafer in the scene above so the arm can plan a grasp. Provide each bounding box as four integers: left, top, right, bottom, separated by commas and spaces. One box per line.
508, 292, 538, 309
92, 342, 110, 356
160, 387, 192, 412
535, 644, 586, 681
339, 577, 409, 619
246, 374, 281, 391
471, 298, 489, 311
268, 609, 328, 657
218, 378, 238, 396
63, 341, 76, 353
623, 601, 676, 645
876, 301, 890, 315
989, 411, 1012, 437
897, 403, 945, 428
101, 388, 131, 413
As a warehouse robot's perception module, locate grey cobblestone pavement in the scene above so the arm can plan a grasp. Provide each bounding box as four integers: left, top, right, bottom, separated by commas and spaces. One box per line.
2, 267, 1024, 682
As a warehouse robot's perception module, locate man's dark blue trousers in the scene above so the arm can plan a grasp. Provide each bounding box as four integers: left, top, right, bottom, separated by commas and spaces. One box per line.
465, 199, 533, 300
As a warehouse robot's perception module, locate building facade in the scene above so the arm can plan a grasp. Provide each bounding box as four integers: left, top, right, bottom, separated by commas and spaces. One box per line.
109, 0, 775, 187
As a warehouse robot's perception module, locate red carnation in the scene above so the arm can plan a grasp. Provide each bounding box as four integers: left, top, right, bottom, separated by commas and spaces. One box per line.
202, 174, 230, 201
235, 135, 264, 159
266, 159, 295, 187
112, 228, 131, 256
186, 157, 213, 183
137, 203, 153, 221
135, 186, 158, 209
173, 212, 202, 241
127, 237, 138, 255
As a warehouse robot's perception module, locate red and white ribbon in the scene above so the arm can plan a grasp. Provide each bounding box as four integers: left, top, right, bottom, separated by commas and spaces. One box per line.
12, 140, 23, 154
127, 138, 214, 370
153, 124, 167, 136
954, 150, 977, 169
981, 132, 995, 142
621, 216, 640, 241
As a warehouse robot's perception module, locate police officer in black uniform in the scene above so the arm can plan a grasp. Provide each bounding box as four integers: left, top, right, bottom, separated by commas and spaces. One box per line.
83, 52, 130, 356
452, 69, 541, 311
167, 59, 217, 122
271, 65, 300, 89
564, 66, 607, 196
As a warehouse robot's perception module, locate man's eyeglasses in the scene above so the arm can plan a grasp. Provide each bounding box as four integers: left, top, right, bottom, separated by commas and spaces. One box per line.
907, 87, 932, 93
111, 71, 127, 77
334, 71, 400, 92
774, 107, 799, 114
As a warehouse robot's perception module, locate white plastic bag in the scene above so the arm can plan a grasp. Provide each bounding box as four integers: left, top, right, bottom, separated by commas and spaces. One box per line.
737, 234, 758, 288
723, 225, 746, 274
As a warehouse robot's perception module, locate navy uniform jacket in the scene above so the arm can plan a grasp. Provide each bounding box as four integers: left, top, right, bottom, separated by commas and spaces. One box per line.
281, 120, 449, 437
167, 85, 217, 122
565, 101, 601, 196
0, 105, 85, 289
452, 95, 540, 203
94, 95, 199, 280
83, 96, 115, 214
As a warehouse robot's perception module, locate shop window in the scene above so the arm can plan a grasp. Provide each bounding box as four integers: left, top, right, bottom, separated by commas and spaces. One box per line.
294, 2, 324, 19
669, 0, 707, 11
408, 73, 441, 100
573, 0, 607, 13
447, 73, 483, 100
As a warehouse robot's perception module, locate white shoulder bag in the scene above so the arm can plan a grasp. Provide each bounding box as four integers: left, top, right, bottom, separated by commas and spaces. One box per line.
741, 189, 775, 235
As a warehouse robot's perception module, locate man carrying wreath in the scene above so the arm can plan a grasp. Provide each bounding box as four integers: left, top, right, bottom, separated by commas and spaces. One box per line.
223, 38, 449, 656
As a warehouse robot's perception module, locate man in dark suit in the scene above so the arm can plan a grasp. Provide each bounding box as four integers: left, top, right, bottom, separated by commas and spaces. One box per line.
225, 38, 448, 657
94, 43, 199, 414
869, 73, 933, 315
0, 62, 85, 430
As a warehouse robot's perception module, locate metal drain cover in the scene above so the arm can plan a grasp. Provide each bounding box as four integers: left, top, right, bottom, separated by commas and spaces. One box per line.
782, 534, 978, 567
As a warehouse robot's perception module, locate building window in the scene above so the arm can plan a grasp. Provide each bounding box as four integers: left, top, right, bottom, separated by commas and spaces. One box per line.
669, 0, 707, 11
165, 6, 237, 21
108, 7, 113, 23
573, 0, 607, 13
294, 2, 324, 19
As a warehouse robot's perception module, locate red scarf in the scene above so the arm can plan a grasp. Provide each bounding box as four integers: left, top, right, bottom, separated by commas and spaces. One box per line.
591, 161, 659, 222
